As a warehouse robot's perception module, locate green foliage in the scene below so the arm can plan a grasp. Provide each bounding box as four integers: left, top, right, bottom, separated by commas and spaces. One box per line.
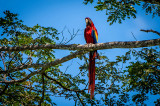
77, 47, 159, 105
0, 10, 159, 106
142, 2, 160, 17
84, 0, 160, 25
126, 48, 160, 94
0, 10, 59, 105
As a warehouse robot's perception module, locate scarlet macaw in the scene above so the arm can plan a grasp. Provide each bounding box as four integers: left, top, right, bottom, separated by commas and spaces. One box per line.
84, 17, 99, 99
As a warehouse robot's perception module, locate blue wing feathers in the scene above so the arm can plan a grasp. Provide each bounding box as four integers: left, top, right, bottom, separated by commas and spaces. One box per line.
91, 30, 98, 44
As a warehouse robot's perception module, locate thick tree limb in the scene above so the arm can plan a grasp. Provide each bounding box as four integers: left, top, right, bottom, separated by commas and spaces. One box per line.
140, 29, 160, 36
0, 38, 160, 75
0, 38, 160, 52
0, 50, 89, 82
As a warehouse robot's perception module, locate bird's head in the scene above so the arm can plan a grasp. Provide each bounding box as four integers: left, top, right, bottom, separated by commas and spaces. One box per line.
85, 17, 93, 26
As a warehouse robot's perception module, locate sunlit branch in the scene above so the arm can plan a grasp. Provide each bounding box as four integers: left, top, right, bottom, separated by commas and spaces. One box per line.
140, 29, 160, 36
0, 38, 160, 52
0, 38, 160, 74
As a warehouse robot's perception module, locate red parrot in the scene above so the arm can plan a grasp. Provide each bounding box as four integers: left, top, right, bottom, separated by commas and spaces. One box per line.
84, 17, 99, 99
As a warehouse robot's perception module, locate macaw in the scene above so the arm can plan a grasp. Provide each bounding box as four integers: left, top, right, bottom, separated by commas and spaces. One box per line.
84, 17, 99, 99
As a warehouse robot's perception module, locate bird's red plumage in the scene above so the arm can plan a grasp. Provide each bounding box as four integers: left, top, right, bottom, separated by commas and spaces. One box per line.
84, 26, 93, 43
84, 18, 98, 43
84, 17, 98, 99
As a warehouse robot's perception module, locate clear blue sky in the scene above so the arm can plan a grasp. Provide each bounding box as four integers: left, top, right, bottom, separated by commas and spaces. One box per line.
0, 0, 160, 105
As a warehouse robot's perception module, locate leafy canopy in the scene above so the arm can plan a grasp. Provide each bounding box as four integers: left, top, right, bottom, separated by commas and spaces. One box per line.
0, 1, 160, 105
84, 0, 160, 25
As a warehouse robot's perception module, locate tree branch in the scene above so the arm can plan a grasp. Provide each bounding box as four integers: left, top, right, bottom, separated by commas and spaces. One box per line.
0, 69, 41, 84
0, 38, 160, 52
0, 50, 88, 84
0, 50, 88, 74
76, 92, 85, 106
39, 73, 45, 106
0, 38, 160, 75
44, 73, 83, 92
140, 29, 160, 36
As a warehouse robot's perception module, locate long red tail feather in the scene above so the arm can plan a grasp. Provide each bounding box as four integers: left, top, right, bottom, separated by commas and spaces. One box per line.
88, 51, 95, 99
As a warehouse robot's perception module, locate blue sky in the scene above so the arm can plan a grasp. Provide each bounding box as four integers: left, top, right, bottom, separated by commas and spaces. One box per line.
1, 0, 159, 43
0, 0, 160, 105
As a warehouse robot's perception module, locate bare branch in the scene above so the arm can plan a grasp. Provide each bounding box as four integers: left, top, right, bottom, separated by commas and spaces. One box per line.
59, 26, 67, 44
76, 92, 85, 106
0, 38, 160, 52
39, 73, 45, 106
58, 26, 81, 44
44, 73, 83, 92
131, 32, 138, 41
64, 29, 80, 44
0, 69, 42, 84
140, 29, 160, 36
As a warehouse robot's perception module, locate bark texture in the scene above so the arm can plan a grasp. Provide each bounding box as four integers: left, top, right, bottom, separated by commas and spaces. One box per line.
0, 38, 160, 83
0, 38, 160, 52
